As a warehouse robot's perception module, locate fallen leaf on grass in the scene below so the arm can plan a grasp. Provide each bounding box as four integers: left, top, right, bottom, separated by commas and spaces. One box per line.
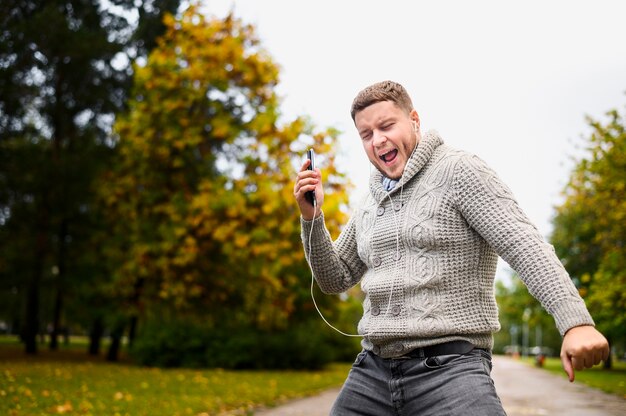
55, 401, 73, 414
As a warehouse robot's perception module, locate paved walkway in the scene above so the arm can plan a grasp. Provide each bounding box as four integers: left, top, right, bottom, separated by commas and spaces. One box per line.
253, 355, 626, 415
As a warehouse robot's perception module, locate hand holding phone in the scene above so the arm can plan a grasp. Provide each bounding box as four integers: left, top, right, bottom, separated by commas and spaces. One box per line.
305, 149, 316, 206
294, 148, 322, 220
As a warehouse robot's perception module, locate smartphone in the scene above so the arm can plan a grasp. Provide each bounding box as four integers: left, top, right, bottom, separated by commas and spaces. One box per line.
305, 149, 316, 205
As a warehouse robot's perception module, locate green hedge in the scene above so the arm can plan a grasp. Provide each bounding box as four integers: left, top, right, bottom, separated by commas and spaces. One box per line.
130, 319, 361, 370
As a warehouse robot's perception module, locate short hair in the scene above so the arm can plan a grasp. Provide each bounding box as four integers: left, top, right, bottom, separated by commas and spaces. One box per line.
350, 80, 414, 121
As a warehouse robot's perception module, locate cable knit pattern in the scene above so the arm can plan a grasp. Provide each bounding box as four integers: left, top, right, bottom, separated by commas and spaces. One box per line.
301, 130, 594, 358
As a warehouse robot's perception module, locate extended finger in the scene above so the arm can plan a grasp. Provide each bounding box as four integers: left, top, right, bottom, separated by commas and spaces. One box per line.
561, 354, 575, 382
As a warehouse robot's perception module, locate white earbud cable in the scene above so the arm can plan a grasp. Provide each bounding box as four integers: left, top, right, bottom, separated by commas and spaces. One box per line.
307, 126, 419, 338
308, 191, 403, 338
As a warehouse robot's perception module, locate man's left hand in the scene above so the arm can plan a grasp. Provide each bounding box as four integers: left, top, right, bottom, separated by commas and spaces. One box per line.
560, 325, 609, 382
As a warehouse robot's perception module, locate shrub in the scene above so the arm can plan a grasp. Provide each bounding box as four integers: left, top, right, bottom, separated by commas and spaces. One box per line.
130, 318, 360, 369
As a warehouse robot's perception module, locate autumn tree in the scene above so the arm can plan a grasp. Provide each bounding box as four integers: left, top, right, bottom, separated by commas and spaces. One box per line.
100, 7, 353, 368
0, 0, 182, 354
551, 103, 626, 366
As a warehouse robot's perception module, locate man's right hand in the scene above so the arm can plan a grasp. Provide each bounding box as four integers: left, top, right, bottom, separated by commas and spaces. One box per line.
294, 159, 324, 220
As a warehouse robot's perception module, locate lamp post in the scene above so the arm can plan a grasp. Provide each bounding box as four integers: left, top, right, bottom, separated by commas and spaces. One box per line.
535, 324, 542, 350
522, 307, 531, 358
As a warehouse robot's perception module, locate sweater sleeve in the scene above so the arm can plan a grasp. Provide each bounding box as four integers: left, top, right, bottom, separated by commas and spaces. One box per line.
452, 153, 594, 335
301, 212, 367, 294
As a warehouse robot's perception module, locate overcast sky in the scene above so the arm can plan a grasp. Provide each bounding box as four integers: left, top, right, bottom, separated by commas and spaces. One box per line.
203, 0, 626, 246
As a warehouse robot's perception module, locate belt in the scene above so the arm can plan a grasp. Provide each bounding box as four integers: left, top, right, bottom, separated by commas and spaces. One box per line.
404, 340, 476, 358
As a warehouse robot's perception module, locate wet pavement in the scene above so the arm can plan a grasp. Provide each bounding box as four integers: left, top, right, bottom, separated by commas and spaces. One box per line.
253, 355, 626, 415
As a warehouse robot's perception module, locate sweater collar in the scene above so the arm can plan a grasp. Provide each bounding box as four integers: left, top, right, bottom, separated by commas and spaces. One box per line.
369, 129, 444, 202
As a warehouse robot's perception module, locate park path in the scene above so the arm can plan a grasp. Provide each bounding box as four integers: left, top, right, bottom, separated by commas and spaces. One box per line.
252, 355, 626, 415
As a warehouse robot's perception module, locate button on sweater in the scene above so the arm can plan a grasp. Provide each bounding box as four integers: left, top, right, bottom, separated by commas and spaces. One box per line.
302, 130, 594, 358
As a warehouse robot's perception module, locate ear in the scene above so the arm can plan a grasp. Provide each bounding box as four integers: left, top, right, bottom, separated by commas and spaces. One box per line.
409, 110, 420, 129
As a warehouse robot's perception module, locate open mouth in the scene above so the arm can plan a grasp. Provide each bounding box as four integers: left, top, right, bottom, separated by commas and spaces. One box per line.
379, 149, 398, 164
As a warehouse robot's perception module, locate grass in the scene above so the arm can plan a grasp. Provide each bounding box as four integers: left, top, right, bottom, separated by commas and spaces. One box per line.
521, 356, 626, 398
0, 337, 351, 416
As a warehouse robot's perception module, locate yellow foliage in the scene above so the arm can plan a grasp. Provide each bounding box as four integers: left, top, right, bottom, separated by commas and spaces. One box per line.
581, 273, 591, 283
99, 6, 351, 329
234, 234, 250, 248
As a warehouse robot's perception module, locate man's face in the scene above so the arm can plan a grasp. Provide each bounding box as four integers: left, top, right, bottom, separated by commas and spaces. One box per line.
355, 101, 420, 180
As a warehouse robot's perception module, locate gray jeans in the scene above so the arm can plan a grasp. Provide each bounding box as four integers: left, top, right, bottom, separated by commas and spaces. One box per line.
331, 348, 506, 415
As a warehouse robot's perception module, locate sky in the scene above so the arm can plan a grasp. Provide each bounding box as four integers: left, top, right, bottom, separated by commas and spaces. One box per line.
202, 0, 626, 277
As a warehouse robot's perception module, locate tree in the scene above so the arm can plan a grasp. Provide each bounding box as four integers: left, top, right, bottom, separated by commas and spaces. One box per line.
0, 0, 181, 354
495, 276, 561, 356
99, 7, 352, 367
551, 103, 626, 366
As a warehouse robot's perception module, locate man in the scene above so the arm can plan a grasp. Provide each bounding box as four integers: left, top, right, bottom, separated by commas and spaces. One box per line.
293, 80, 609, 415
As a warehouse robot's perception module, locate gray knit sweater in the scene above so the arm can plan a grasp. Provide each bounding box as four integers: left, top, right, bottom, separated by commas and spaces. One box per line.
301, 130, 594, 358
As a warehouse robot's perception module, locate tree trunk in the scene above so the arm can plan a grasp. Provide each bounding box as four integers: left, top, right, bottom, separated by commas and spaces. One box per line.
49, 219, 68, 351
107, 321, 125, 362
127, 315, 138, 347
23, 215, 47, 354
127, 278, 144, 347
23, 274, 40, 354
88, 317, 104, 355
49, 286, 63, 350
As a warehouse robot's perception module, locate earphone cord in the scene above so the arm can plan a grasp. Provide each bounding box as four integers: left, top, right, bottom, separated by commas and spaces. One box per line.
307, 190, 402, 338
308, 199, 362, 337
308, 124, 418, 338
